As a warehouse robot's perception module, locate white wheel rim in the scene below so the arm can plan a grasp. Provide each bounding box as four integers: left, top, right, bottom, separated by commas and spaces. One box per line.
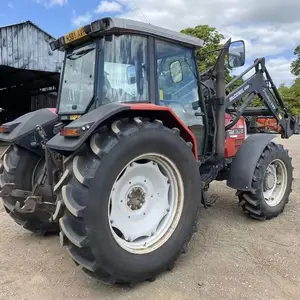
263, 159, 287, 207
108, 153, 184, 254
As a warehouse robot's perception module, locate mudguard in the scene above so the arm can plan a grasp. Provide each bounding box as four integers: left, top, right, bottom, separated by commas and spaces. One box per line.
46, 103, 129, 152
0, 108, 58, 154
47, 103, 198, 157
226, 134, 275, 191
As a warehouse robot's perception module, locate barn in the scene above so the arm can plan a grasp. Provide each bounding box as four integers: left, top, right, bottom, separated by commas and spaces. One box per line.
0, 20, 64, 123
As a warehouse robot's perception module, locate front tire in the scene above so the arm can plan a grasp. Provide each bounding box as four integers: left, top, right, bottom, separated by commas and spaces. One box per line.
238, 142, 293, 220
57, 117, 201, 285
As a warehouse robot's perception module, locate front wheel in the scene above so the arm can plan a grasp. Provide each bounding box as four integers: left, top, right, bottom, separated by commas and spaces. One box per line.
57, 117, 202, 285
238, 142, 293, 220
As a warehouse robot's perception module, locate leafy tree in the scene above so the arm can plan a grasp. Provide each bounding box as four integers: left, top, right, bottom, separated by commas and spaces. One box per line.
278, 79, 300, 115
291, 46, 300, 77
181, 25, 225, 73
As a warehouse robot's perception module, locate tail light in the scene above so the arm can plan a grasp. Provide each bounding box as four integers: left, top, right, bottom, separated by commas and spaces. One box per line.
60, 128, 80, 137
0, 123, 19, 134
0, 126, 10, 133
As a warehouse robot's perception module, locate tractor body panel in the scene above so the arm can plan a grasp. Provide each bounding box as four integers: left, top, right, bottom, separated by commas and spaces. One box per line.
224, 114, 246, 158
47, 103, 198, 157
0, 108, 58, 155
226, 133, 275, 191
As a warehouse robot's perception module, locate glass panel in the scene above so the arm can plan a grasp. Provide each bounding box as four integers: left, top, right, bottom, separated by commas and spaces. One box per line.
59, 43, 96, 113
156, 40, 203, 126
103, 35, 149, 103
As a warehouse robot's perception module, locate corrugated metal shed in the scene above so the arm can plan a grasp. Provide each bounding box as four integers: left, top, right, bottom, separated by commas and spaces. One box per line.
0, 21, 63, 120
0, 20, 63, 73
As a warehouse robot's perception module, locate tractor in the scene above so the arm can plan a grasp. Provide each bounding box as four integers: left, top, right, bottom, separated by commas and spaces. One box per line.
0, 17, 299, 285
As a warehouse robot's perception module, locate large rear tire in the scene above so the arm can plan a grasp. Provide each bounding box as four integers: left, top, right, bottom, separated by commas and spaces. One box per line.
0, 145, 59, 235
56, 117, 201, 285
238, 142, 293, 220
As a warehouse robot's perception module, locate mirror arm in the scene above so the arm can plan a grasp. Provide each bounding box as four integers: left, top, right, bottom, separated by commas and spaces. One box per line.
195, 46, 228, 60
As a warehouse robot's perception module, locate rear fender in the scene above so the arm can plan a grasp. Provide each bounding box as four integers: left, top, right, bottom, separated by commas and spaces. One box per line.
0, 108, 58, 155
226, 134, 275, 191
46, 103, 198, 158
129, 104, 198, 158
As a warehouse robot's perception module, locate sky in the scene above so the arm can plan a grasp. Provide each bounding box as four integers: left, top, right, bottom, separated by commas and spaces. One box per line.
0, 0, 299, 86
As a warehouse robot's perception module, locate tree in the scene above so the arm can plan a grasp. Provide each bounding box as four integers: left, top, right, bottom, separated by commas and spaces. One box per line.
278, 79, 300, 115
181, 25, 224, 73
291, 46, 300, 77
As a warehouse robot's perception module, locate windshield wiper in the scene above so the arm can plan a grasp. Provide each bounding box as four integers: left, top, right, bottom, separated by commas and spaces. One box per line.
67, 47, 95, 60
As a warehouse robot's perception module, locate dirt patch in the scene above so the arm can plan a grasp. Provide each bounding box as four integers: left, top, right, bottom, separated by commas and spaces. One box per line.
1, 136, 300, 300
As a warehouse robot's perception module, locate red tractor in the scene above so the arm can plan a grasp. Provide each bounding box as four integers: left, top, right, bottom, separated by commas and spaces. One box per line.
0, 17, 298, 285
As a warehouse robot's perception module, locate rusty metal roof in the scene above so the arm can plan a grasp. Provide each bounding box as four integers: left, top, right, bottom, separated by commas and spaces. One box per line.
0, 20, 64, 74
0, 20, 56, 40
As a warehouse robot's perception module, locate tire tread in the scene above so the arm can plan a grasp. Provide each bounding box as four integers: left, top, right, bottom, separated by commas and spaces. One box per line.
57, 118, 200, 285
0, 145, 58, 235
238, 142, 293, 220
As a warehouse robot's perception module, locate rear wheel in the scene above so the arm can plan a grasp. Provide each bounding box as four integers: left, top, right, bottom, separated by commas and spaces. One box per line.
238, 142, 293, 220
0, 145, 59, 235
56, 117, 201, 285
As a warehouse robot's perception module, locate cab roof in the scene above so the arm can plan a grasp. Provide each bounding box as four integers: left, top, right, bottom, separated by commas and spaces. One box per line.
107, 17, 204, 48
50, 17, 204, 51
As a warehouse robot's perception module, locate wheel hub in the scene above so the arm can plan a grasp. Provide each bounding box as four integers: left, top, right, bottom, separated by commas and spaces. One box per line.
127, 186, 146, 210
263, 159, 288, 207
264, 170, 276, 190
108, 154, 184, 254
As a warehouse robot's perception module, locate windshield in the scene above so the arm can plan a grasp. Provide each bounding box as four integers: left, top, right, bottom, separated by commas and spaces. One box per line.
59, 43, 96, 113
102, 35, 149, 104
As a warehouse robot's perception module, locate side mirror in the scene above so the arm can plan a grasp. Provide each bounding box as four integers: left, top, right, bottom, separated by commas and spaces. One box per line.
170, 60, 183, 83
127, 65, 136, 84
228, 40, 245, 68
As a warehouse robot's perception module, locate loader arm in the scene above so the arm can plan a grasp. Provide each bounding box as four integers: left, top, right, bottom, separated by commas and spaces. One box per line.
225, 58, 300, 138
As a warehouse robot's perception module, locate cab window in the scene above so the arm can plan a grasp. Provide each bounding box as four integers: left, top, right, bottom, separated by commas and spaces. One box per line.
155, 40, 203, 126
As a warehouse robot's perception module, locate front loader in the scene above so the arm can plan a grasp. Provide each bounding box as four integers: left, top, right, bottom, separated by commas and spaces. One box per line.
0, 17, 298, 285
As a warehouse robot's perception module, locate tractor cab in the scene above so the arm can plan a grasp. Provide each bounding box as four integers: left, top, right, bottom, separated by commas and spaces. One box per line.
52, 18, 245, 156
51, 18, 205, 120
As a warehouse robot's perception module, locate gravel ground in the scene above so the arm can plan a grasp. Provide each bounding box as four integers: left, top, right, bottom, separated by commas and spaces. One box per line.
1, 136, 300, 300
